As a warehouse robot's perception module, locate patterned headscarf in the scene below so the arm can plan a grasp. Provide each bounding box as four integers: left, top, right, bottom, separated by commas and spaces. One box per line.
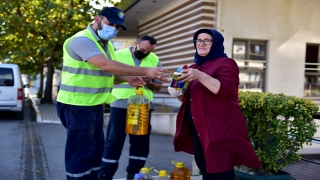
193, 28, 228, 66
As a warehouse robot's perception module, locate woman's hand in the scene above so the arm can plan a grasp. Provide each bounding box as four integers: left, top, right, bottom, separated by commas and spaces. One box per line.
178, 68, 220, 94
178, 68, 204, 82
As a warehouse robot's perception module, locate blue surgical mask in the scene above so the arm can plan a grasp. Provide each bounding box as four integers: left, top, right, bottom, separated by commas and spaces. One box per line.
97, 23, 118, 41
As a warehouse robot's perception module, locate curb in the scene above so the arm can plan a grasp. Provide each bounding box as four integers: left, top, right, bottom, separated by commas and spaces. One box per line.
28, 89, 61, 124
29, 94, 43, 123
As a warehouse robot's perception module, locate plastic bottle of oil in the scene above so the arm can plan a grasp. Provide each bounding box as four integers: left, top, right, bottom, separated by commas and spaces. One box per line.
170, 161, 190, 180
140, 167, 154, 180
126, 85, 150, 135
154, 170, 170, 180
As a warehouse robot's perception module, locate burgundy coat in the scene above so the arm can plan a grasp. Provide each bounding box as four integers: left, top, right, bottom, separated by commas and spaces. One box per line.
173, 57, 261, 173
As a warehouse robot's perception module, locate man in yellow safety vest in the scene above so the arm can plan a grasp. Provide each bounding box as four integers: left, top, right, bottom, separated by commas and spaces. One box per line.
99, 35, 162, 180
56, 7, 170, 180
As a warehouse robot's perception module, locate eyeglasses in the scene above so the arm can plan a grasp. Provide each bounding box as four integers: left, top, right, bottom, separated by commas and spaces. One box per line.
195, 39, 213, 45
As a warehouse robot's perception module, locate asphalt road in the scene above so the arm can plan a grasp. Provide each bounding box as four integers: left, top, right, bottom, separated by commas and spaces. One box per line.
0, 112, 24, 180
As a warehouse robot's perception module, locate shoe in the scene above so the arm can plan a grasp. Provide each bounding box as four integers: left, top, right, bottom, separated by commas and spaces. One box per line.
97, 174, 112, 180
126, 172, 135, 180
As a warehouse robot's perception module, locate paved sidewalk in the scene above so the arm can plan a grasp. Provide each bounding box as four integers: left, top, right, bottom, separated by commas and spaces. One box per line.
27, 86, 203, 179
28, 86, 61, 124
27, 86, 320, 179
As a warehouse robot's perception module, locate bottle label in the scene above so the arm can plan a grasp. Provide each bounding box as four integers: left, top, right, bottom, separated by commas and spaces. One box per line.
169, 72, 188, 90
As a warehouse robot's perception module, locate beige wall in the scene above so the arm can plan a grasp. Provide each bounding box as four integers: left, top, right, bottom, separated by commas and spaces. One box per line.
138, 0, 217, 93
218, 0, 320, 97
140, 0, 187, 25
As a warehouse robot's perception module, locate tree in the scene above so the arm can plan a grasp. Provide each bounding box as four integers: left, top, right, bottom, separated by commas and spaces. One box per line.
0, 0, 101, 103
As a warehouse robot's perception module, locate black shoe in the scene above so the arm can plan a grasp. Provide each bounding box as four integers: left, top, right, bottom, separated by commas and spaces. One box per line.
126, 172, 135, 180
97, 174, 112, 180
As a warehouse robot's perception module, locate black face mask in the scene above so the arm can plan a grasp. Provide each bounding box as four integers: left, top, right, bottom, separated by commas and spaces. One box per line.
134, 46, 149, 60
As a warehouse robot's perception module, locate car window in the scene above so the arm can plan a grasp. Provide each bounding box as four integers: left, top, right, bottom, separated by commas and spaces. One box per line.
0, 68, 14, 86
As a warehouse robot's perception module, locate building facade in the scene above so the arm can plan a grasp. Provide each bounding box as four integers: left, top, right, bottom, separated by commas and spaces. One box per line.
114, 0, 320, 99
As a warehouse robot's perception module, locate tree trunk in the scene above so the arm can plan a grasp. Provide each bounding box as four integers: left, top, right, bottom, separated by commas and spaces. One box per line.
41, 57, 54, 104
38, 63, 44, 98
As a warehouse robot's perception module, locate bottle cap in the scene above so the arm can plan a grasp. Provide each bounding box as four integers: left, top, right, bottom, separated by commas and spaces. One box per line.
134, 173, 143, 179
172, 160, 184, 168
176, 162, 184, 168
159, 170, 167, 177
141, 167, 149, 173
134, 85, 144, 95
176, 67, 183, 72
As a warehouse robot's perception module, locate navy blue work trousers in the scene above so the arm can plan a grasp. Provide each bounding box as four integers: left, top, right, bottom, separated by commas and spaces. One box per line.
99, 107, 151, 178
56, 102, 105, 180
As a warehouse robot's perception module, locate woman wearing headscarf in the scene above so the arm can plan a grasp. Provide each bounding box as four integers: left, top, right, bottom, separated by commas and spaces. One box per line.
168, 29, 261, 179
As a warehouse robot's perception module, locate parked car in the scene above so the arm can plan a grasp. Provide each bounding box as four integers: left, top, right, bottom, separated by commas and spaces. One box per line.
0, 63, 25, 120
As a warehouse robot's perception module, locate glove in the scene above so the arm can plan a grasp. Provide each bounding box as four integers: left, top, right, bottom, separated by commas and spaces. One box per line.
168, 87, 183, 97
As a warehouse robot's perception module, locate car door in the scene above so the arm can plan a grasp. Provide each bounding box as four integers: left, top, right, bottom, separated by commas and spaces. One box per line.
0, 67, 17, 108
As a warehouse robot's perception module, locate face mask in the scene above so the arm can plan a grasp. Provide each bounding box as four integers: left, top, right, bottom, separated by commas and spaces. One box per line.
134, 46, 149, 60
97, 21, 118, 40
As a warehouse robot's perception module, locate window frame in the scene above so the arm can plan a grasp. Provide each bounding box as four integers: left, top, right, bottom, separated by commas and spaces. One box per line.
232, 39, 268, 92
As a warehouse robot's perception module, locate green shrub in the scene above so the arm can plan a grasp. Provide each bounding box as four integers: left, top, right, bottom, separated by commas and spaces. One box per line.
238, 91, 318, 175
37, 91, 43, 98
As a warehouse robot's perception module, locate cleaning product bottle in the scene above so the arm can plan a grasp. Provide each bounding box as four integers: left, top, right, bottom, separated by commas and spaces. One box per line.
126, 85, 150, 135
154, 170, 170, 180
170, 161, 190, 180
133, 173, 143, 180
140, 167, 154, 180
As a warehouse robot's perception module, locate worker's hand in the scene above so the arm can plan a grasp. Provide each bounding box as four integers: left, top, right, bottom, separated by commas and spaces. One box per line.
127, 76, 146, 87
141, 76, 152, 83
168, 87, 183, 97
146, 67, 172, 82
141, 76, 152, 87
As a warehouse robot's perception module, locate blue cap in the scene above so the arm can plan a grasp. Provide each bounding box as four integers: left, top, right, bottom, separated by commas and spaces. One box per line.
99, 7, 127, 31
134, 173, 143, 179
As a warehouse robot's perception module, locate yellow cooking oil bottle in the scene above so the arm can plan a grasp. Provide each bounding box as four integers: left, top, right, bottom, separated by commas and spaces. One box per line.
154, 169, 170, 180
170, 161, 190, 180
126, 85, 150, 135
140, 167, 154, 180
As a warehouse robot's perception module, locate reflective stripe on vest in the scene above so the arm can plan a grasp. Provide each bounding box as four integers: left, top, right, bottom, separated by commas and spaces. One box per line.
62, 66, 113, 77
57, 29, 116, 105
60, 84, 113, 94
112, 48, 159, 101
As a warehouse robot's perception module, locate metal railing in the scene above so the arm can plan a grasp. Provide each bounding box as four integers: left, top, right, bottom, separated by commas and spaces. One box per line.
104, 95, 181, 113
304, 83, 320, 97
304, 62, 320, 97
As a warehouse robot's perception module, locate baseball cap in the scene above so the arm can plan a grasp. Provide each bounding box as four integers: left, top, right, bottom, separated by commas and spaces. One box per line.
99, 7, 127, 31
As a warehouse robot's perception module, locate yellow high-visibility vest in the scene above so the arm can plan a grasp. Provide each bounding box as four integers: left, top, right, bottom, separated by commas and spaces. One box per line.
112, 48, 159, 101
57, 29, 116, 105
